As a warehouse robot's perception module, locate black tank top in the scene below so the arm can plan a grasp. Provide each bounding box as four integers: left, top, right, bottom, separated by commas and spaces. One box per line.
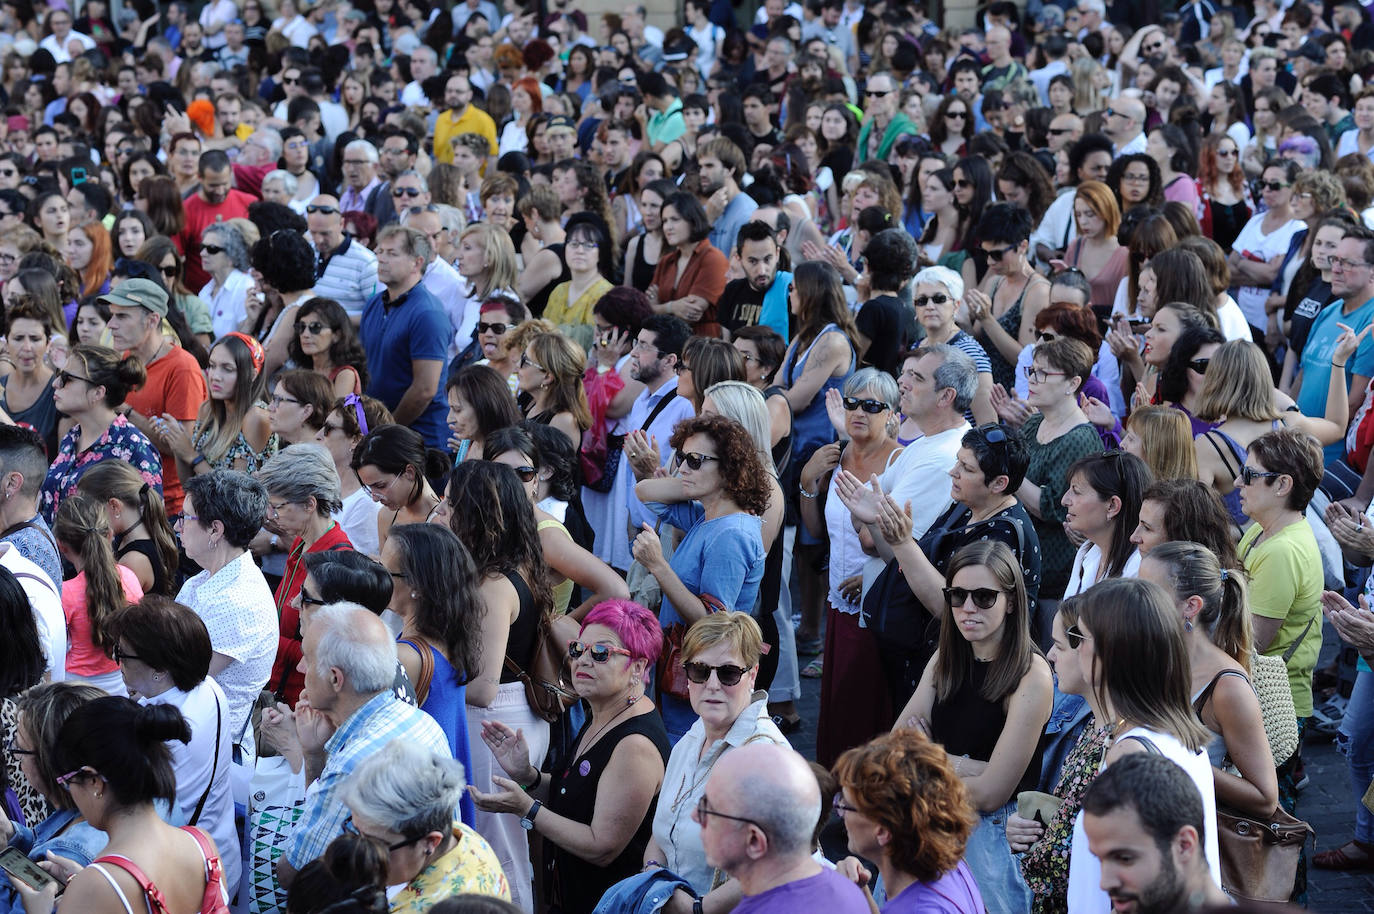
629, 233, 658, 292
500, 570, 540, 683
930, 660, 1044, 796
526, 243, 570, 318
115, 535, 169, 597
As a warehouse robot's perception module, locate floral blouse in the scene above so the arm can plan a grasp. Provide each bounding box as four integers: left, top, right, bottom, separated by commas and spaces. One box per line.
389, 821, 511, 913
192, 404, 279, 473
39, 415, 162, 523
1022, 720, 1112, 914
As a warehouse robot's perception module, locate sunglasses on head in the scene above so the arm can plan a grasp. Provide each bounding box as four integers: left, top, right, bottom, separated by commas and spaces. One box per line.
914, 293, 950, 307
943, 586, 1005, 609
568, 640, 632, 662
476, 321, 509, 335
1240, 465, 1282, 485
676, 450, 719, 471
683, 661, 749, 686
843, 396, 888, 414
295, 320, 327, 335
306, 204, 338, 214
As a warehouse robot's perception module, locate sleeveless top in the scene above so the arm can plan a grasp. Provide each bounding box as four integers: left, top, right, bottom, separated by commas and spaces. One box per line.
1, 375, 58, 458
763, 383, 793, 480
1192, 668, 1252, 768
116, 535, 169, 597
327, 364, 361, 395
499, 570, 540, 685
537, 518, 576, 614
783, 323, 855, 469
978, 275, 1043, 391
526, 243, 570, 319
89, 825, 229, 914
930, 660, 1043, 796
629, 233, 658, 292
1200, 420, 1284, 527
545, 711, 671, 914
400, 639, 478, 827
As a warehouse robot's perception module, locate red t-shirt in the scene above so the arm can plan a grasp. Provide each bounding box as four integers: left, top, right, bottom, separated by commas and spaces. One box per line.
270, 522, 353, 706
231, 162, 276, 200
179, 189, 256, 290
123, 346, 207, 516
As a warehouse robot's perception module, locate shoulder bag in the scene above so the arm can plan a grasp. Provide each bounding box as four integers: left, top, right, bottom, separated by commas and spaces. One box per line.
399, 636, 437, 707
657, 594, 728, 702
503, 573, 579, 723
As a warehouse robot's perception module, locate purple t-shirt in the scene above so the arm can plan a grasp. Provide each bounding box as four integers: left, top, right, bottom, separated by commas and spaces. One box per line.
881, 861, 984, 913
735, 868, 871, 914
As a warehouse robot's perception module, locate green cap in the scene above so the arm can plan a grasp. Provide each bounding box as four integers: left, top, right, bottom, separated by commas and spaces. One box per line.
98, 278, 169, 316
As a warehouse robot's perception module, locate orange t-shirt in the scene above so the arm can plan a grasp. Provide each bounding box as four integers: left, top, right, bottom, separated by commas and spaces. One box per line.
124, 346, 207, 515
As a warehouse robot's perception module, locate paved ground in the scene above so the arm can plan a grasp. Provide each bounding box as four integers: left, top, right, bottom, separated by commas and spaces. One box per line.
777, 636, 1374, 911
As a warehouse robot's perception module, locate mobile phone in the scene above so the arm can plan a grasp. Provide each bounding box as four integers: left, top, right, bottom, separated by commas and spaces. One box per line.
70, 166, 86, 185
1128, 318, 1150, 330
0, 846, 61, 892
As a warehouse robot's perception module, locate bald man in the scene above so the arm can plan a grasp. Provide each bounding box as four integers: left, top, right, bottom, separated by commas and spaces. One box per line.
697, 744, 869, 913
1047, 113, 1084, 154
1105, 96, 1147, 156
308, 194, 378, 322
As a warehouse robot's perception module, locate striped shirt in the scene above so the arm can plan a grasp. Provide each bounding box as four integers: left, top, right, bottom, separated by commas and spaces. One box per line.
313, 237, 379, 319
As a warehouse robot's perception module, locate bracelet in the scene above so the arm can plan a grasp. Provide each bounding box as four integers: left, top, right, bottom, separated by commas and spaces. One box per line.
523, 767, 543, 791
1333, 361, 1348, 368
190, 453, 207, 468
694, 900, 704, 914
643, 860, 664, 871
799, 484, 819, 499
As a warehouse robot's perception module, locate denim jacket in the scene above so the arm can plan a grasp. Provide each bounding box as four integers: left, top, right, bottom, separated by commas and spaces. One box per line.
591, 867, 695, 914
1, 809, 105, 914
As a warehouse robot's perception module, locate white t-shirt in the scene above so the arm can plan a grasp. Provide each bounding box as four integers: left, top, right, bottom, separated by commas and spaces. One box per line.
878, 422, 969, 538
1062, 540, 1141, 599
1216, 293, 1253, 341
142, 678, 240, 897
0, 542, 64, 681
336, 487, 382, 559
1231, 213, 1305, 328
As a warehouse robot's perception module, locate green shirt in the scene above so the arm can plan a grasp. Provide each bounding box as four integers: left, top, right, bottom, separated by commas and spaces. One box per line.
1019, 414, 1104, 597
1239, 518, 1323, 717
647, 98, 686, 148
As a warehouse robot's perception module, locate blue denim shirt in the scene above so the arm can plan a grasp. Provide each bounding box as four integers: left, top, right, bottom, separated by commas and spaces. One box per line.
1, 809, 105, 914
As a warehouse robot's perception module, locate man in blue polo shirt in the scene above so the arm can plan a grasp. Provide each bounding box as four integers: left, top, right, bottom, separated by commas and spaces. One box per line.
360, 225, 449, 448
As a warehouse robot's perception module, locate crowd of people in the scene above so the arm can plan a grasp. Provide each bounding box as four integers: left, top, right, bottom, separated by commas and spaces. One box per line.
2, 0, 1374, 913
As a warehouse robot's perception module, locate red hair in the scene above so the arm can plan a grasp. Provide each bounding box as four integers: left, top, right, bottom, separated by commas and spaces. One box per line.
75, 221, 114, 300
1198, 134, 1245, 195
512, 76, 543, 113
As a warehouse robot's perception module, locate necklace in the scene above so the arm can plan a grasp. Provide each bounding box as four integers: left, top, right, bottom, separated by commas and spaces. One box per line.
569, 692, 642, 770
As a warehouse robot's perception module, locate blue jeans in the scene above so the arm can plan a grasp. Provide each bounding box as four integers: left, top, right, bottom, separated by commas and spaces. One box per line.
965, 799, 1032, 914
1339, 669, 1374, 844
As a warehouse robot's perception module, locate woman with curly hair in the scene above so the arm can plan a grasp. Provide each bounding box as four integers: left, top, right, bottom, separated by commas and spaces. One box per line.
246, 227, 320, 376
515, 330, 591, 449
632, 412, 771, 740
996, 152, 1055, 226
833, 728, 983, 912
1106, 153, 1163, 216
930, 94, 974, 159
287, 296, 369, 398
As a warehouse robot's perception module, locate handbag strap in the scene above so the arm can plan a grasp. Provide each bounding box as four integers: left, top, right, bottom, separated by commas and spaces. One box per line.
0, 518, 57, 553
188, 693, 221, 827
1123, 734, 1163, 755
1281, 614, 1317, 664
640, 388, 678, 433
401, 637, 436, 706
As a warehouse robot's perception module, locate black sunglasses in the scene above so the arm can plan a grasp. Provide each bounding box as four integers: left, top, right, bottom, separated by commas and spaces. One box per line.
676, 450, 720, 471
476, 321, 509, 334
683, 661, 749, 686
392, 186, 423, 198
299, 590, 328, 607
160, 264, 178, 277
201, 243, 225, 255
1240, 465, 1283, 485
295, 320, 327, 335
1065, 623, 1088, 649
943, 586, 1005, 609
914, 293, 950, 308
1259, 180, 1290, 191
306, 204, 339, 214
508, 464, 537, 483
843, 396, 888, 414
983, 243, 1016, 261
1187, 357, 1211, 374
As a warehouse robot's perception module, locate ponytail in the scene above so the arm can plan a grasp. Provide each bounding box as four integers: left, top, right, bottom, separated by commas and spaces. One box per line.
53, 495, 127, 656
74, 463, 178, 596
1147, 541, 1253, 668
136, 482, 180, 597
1213, 568, 1253, 672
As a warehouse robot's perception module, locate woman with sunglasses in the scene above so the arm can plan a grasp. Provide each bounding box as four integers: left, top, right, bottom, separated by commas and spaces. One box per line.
1152, 322, 1226, 433
197, 222, 253, 341
40, 345, 161, 524
1197, 135, 1253, 257
1060, 450, 1152, 600
1230, 160, 1305, 333
0, 681, 108, 914
892, 540, 1051, 912
351, 423, 448, 550
473, 294, 529, 390
930, 95, 974, 159
642, 611, 786, 912
515, 331, 591, 451
1060, 577, 1221, 911
285, 297, 369, 399
964, 203, 1051, 394
472, 598, 669, 914
314, 395, 392, 559
910, 266, 996, 426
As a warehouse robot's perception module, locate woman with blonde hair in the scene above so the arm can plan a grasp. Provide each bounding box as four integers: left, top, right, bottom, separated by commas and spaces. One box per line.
1071, 57, 1109, 116
1122, 405, 1198, 480
515, 331, 591, 448
67, 221, 114, 302
1060, 181, 1126, 312
455, 222, 518, 363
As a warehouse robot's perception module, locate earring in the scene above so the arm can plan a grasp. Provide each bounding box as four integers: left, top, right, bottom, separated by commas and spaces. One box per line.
1184, 619, 1194, 632
411, 590, 418, 599
152, 673, 161, 681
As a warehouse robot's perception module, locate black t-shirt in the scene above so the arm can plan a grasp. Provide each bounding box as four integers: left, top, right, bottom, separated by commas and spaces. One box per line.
1285, 277, 1333, 360
855, 294, 918, 376
716, 278, 767, 335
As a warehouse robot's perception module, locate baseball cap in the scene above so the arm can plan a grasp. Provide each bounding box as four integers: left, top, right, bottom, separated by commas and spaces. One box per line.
1287, 41, 1326, 64
99, 277, 169, 316
546, 115, 576, 133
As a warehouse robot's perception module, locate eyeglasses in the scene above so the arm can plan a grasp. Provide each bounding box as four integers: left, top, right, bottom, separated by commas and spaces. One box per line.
832, 796, 859, 816
674, 362, 692, 374
695, 795, 767, 834
201, 244, 225, 255
946, 110, 967, 119
566, 239, 599, 251
267, 499, 293, 519
341, 815, 422, 852
1187, 357, 1211, 374
392, 186, 424, 198
285, 140, 310, 151
270, 394, 301, 407
1259, 180, 1290, 191
1121, 173, 1150, 184
1240, 465, 1283, 485
283, 76, 300, 85
4, 739, 35, 757
54, 369, 94, 388
676, 450, 720, 471
299, 590, 328, 607
631, 339, 666, 356
306, 204, 339, 214
174, 514, 199, 528
1216, 148, 1239, 158
975, 424, 1008, 454
1330, 257, 1372, 271
343, 159, 371, 167
1023, 365, 1067, 383
568, 640, 632, 662
843, 396, 888, 414
1143, 41, 1165, 53
56, 769, 97, 791
983, 243, 1016, 261
914, 293, 950, 308
943, 586, 1005, 609
683, 661, 749, 686
295, 321, 327, 335
1065, 623, 1090, 649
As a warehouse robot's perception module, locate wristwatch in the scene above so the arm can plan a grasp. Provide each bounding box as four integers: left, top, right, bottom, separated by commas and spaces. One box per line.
520, 799, 542, 831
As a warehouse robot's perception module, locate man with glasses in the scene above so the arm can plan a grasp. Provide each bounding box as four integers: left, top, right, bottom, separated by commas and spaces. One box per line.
1295, 229, 1374, 459
309, 194, 378, 322
338, 138, 383, 213
276, 603, 452, 890
369, 126, 418, 228
179, 149, 254, 289
433, 73, 496, 166
360, 226, 450, 449
104, 279, 207, 516
697, 742, 869, 913
1103, 96, 1147, 156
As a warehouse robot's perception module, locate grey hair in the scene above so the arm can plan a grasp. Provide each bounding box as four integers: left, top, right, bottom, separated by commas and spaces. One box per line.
921, 343, 979, 414
256, 443, 343, 517
842, 366, 900, 411
341, 740, 467, 839
192, 61, 223, 83
201, 220, 252, 272
261, 168, 298, 196
345, 138, 379, 164
434, 203, 466, 235
310, 602, 397, 694
704, 381, 776, 475
735, 769, 821, 857
249, 127, 283, 160
183, 470, 267, 548
412, 45, 438, 66
395, 169, 429, 193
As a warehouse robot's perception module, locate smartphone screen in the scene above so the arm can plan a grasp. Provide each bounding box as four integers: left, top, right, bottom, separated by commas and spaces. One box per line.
0, 847, 60, 892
